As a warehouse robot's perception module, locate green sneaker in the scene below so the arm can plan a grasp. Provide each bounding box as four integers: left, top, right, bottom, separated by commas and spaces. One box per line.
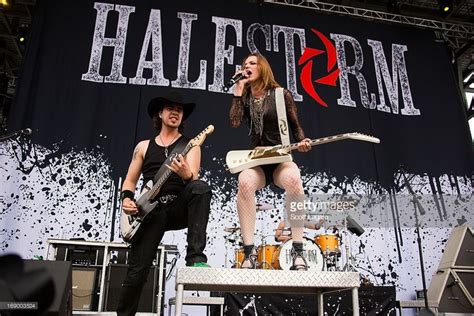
192, 262, 211, 268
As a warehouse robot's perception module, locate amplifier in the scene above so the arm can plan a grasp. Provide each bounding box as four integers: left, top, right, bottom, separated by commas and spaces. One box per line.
72, 267, 98, 311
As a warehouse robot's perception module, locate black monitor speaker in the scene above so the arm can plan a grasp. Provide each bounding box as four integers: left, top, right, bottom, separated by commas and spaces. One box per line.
23, 259, 73, 316
104, 264, 161, 313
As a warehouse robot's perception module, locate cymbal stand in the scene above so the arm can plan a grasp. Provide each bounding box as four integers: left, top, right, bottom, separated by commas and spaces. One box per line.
259, 233, 270, 269
224, 232, 240, 268
322, 245, 331, 271
342, 217, 357, 272
224, 234, 231, 268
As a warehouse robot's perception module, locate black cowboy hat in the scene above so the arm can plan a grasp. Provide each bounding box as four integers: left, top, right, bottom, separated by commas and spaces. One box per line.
147, 90, 196, 121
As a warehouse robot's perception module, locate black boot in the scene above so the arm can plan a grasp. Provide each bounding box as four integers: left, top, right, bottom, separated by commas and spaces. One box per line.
240, 245, 258, 269
290, 242, 308, 271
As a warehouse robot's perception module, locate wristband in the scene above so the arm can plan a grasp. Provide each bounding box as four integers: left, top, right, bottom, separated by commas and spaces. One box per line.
120, 190, 135, 201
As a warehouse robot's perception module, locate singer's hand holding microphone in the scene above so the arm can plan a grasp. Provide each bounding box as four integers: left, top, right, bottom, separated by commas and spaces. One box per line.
222, 70, 250, 92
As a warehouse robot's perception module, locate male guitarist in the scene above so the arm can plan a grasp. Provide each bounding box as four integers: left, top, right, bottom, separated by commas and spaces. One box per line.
117, 91, 211, 316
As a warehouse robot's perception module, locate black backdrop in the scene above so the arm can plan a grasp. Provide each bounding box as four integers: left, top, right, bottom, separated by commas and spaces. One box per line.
8, 0, 472, 187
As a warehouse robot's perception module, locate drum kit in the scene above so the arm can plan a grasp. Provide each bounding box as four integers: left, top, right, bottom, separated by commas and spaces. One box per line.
223, 223, 355, 271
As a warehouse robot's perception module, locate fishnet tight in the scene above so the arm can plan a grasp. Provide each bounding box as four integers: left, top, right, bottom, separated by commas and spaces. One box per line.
237, 162, 305, 246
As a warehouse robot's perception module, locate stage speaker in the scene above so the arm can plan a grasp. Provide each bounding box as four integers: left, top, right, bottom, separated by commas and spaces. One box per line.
428, 268, 474, 313
438, 224, 474, 270
104, 264, 159, 312
24, 260, 72, 316
72, 267, 98, 311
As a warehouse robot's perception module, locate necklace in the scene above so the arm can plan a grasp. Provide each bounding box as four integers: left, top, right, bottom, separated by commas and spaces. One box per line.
250, 92, 267, 105
158, 133, 179, 157
249, 90, 268, 137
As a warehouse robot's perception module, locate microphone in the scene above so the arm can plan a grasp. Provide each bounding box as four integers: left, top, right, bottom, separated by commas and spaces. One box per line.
21, 128, 32, 135
222, 71, 249, 92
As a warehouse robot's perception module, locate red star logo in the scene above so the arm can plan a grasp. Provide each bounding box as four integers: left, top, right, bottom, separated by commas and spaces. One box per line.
298, 28, 340, 107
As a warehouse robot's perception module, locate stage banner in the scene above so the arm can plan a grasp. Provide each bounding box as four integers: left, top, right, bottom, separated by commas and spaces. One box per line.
225, 286, 396, 315
2, 0, 472, 304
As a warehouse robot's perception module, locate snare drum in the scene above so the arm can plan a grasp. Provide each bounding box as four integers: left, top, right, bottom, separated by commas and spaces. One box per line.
234, 248, 245, 268
257, 244, 280, 269
274, 238, 324, 271
315, 234, 340, 254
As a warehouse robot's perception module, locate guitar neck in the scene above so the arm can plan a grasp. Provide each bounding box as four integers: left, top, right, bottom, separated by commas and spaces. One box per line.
148, 143, 193, 199
280, 134, 348, 151
278, 133, 379, 152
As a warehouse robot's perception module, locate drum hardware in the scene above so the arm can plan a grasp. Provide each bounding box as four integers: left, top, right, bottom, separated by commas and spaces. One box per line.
224, 226, 240, 233
232, 232, 275, 269
255, 202, 274, 211
224, 229, 243, 268
256, 233, 276, 269
341, 216, 358, 272
257, 244, 279, 269
273, 227, 292, 231
232, 234, 326, 271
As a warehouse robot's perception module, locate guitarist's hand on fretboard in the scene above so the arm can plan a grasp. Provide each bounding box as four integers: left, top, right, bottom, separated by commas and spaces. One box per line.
122, 198, 139, 216
296, 138, 312, 152
166, 154, 193, 180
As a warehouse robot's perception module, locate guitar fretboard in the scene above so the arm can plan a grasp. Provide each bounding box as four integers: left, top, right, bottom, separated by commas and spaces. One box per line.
252, 133, 378, 157
148, 143, 192, 199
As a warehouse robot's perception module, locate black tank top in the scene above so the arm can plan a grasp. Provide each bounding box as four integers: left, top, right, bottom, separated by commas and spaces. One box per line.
142, 135, 190, 195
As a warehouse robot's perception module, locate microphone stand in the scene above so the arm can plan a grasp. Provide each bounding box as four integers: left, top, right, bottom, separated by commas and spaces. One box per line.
0, 129, 31, 142
0, 131, 21, 142
400, 169, 434, 315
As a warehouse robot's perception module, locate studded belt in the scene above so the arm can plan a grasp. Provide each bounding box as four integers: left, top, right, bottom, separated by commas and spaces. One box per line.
158, 194, 178, 205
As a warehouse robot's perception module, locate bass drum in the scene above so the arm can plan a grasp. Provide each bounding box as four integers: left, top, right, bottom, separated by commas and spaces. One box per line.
275, 238, 324, 271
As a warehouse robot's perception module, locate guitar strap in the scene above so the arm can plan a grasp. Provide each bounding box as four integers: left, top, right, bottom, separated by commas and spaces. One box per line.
153, 136, 188, 184
275, 87, 290, 146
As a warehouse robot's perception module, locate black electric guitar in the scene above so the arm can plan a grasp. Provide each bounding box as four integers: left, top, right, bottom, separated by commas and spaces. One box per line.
225, 132, 380, 174
120, 125, 215, 243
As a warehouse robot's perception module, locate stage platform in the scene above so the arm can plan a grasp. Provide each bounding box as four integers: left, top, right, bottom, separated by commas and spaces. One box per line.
174, 267, 360, 315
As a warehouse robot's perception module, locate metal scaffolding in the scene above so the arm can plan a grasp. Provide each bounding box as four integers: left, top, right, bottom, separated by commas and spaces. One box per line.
266, 0, 474, 50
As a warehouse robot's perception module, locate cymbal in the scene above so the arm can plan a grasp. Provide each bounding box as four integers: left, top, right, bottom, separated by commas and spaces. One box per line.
273, 227, 292, 231
224, 227, 240, 233
256, 202, 274, 211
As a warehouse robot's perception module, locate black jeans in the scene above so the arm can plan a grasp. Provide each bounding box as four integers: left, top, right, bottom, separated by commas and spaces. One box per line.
116, 180, 211, 316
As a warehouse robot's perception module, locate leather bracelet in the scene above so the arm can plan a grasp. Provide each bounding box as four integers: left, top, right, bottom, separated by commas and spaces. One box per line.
120, 190, 135, 201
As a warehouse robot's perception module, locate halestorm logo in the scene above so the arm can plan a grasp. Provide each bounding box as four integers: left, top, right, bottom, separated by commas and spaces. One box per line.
298, 28, 340, 107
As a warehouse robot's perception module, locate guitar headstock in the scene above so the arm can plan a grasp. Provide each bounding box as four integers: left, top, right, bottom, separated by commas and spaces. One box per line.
189, 125, 215, 147
345, 132, 380, 144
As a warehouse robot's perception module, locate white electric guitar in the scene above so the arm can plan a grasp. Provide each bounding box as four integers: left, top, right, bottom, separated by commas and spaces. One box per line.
120, 125, 215, 243
226, 132, 380, 174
